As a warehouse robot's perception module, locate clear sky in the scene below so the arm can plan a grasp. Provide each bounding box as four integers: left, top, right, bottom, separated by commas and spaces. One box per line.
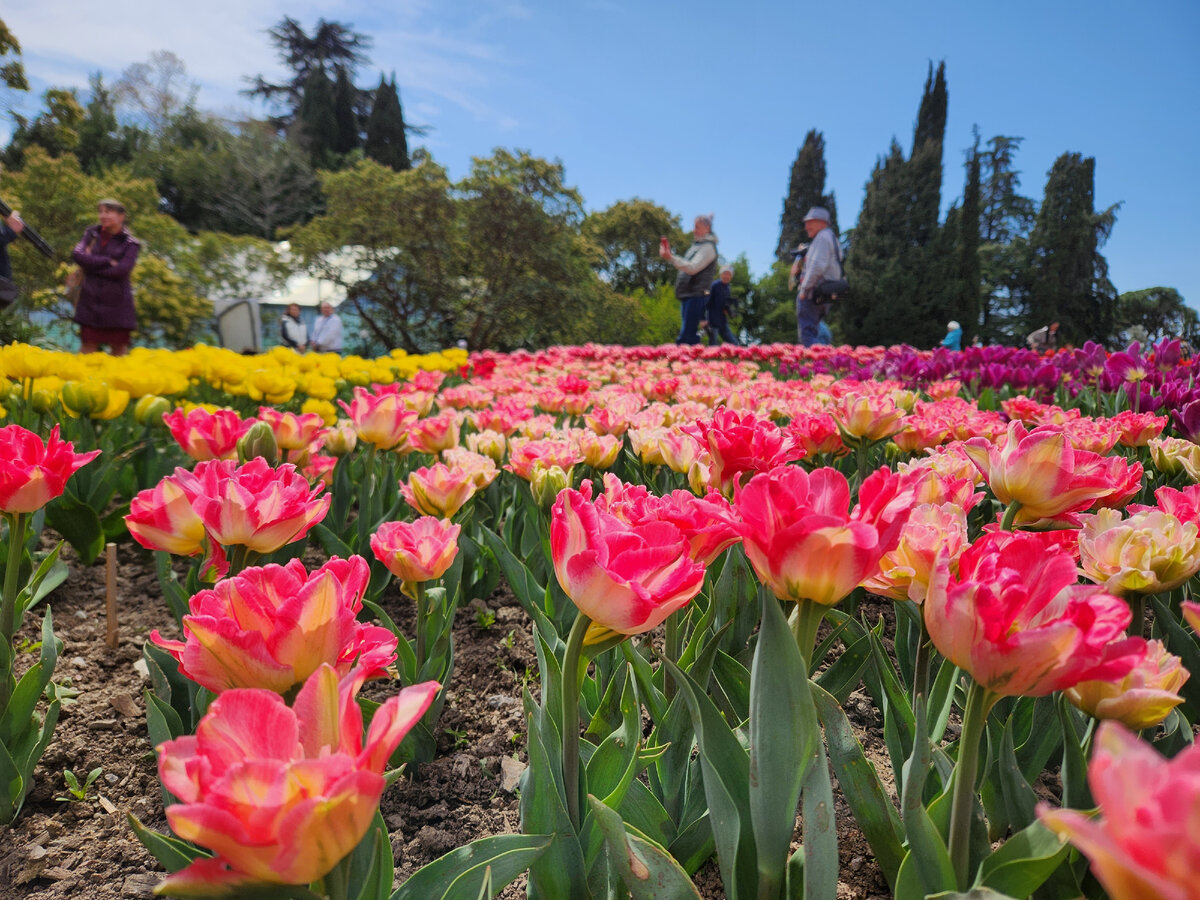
5, 1, 1199, 308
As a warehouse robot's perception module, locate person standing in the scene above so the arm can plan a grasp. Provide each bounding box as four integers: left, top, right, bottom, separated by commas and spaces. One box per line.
1027, 321, 1059, 353
793, 207, 841, 347
704, 265, 740, 345
309, 301, 344, 353
72, 198, 139, 355
0, 209, 24, 306
660, 214, 718, 345
941, 320, 963, 350
280, 303, 307, 351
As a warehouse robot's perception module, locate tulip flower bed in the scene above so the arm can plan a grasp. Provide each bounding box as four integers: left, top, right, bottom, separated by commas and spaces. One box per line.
2, 337, 1200, 900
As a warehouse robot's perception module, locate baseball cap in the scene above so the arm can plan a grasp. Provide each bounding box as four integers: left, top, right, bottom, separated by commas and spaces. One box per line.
803, 207, 831, 223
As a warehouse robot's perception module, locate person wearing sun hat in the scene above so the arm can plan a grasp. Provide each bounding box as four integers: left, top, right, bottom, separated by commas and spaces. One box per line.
659, 213, 719, 345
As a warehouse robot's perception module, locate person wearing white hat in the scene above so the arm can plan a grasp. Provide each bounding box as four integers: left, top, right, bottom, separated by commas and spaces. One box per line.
941, 320, 963, 350
793, 206, 841, 346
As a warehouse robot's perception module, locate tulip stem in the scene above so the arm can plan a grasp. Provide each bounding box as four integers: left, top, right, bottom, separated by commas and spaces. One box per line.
790, 599, 824, 669
1128, 593, 1145, 637
948, 680, 996, 889
415, 581, 428, 669
319, 853, 351, 900
912, 612, 932, 704
0, 512, 26, 712
561, 611, 591, 832
999, 500, 1021, 532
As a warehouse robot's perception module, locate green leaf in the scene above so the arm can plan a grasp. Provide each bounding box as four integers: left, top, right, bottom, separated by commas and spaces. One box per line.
0, 737, 25, 825
145, 689, 185, 749
44, 495, 105, 564
388, 835, 552, 897
928, 889, 1021, 900
899, 698, 956, 898
588, 795, 701, 899
814, 630, 871, 704
349, 813, 395, 900
127, 813, 209, 873
811, 680, 904, 889
749, 593, 813, 900
662, 656, 756, 900
995, 716, 1037, 832
974, 819, 1070, 897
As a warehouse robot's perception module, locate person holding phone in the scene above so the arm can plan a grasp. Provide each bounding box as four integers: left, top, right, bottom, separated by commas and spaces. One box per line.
71, 198, 140, 355
659, 214, 718, 345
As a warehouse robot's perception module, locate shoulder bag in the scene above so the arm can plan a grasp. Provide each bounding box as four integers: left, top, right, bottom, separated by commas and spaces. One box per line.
812, 234, 849, 304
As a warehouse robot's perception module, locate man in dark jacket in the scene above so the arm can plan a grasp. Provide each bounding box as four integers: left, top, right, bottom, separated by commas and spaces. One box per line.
0, 209, 24, 306
704, 265, 740, 345
660, 214, 718, 345
72, 198, 140, 355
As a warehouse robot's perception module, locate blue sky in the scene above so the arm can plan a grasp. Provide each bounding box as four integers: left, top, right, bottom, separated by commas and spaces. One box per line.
5, 1, 1199, 310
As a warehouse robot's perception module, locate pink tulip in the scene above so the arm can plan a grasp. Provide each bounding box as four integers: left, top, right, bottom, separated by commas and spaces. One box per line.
156, 665, 438, 894
925, 531, 1143, 697
0, 424, 99, 514
505, 438, 584, 481
735, 465, 884, 607
255, 406, 326, 453
338, 385, 419, 451
686, 407, 804, 494
1038, 722, 1200, 900
964, 421, 1143, 524
1065, 640, 1188, 730
550, 486, 705, 635
163, 408, 255, 462
400, 462, 478, 519
150, 556, 395, 694
1078, 507, 1200, 596
409, 411, 462, 455
591, 474, 741, 566
371, 517, 461, 588
862, 502, 968, 605
830, 392, 907, 443
126, 474, 209, 557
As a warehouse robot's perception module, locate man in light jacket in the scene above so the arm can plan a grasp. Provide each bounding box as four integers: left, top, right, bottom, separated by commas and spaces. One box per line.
660, 214, 718, 345
310, 301, 344, 353
794, 207, 841, 347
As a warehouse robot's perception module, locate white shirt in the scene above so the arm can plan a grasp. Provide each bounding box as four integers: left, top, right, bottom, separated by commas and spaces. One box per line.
310, 311, 344, 352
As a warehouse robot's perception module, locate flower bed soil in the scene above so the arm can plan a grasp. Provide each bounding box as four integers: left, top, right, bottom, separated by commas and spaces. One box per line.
1, 540, 892, 899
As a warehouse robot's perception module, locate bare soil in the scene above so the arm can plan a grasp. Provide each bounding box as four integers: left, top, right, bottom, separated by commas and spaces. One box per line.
0, 540, 891, 899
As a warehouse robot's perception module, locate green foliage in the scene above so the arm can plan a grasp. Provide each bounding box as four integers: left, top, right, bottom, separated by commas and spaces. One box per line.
0, 18, 29, 93
56, 766, 102, 802
1027, 152, 1120, 346
630, 283, 680, 346
776, 130, 836, 260
2, 88, 85, 168
332, 67, 360, 155
363, 76, 410, 172
295, 64, 339, 168
582, 198, 687, 295
743, 260, 796, 345
1114, 286, 1199, 346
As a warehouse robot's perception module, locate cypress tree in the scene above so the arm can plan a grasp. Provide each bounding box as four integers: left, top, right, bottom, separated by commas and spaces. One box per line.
364, 76, 410, 171
977, 135, 1036, 343
776, 130, 836, 260
956, 139, 982, 338
1027, 152, 1119, 345
332, 66, 359, 155
294, 63, 338, 166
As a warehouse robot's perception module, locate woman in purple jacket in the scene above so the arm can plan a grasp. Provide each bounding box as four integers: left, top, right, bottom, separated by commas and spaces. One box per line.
72, 198, 140, 355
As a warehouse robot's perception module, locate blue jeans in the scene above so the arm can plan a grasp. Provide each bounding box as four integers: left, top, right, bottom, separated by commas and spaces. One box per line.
677, 295, 707, 344
796, 295, 828, 347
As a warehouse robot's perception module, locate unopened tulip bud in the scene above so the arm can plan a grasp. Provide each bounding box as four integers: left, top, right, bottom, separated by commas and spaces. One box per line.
29, 389, 56, 414
134, 395, 171, 427
322, 421, 358, 457
238, 421, 279, 466
61, 380, 105, 416
530, 464, 570, 512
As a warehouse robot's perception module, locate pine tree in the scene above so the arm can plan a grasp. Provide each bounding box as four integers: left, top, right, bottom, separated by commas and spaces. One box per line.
294, 63, 338, 167
364, 76, 409, 171
977, 135, 1036, 343
776, 130, 836, 260
1027, 152, 1119, 345
332, 67, 359, 155
837, 62, 949, 347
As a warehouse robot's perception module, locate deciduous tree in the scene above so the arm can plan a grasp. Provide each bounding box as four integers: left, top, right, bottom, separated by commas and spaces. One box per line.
581, 198, 687, 295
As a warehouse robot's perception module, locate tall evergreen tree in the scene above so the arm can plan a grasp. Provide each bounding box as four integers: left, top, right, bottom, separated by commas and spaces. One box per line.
364, 76, 409, 171
1027, 152, 1120, 345
977, 135, 1036, 343
331, 67, 359, 155
245, 17, 371, 129
956, 139, 982, 336
75, 74, 142, 174
776, 130, 836, 260
837, 62, 949, 347
294, 64, 338, 167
